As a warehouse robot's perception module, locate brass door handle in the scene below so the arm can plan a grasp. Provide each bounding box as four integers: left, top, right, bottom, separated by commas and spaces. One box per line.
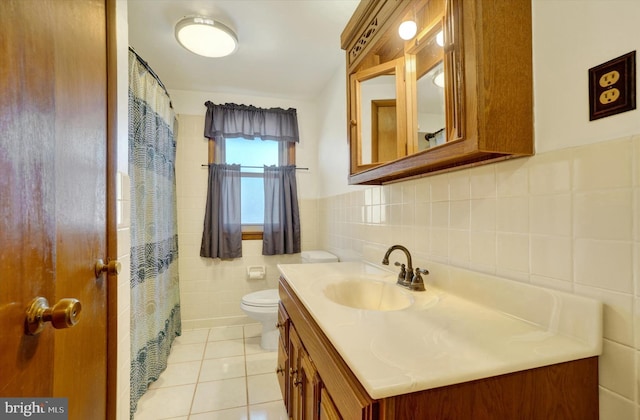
95, 259, 121, 277
25, 297, 82, 335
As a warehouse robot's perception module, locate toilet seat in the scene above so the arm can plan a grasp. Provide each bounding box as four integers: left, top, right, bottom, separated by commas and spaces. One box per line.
241, 289, 279, 308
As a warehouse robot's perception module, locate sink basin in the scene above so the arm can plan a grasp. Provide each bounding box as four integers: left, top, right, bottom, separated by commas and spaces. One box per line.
323, 279, 414, 311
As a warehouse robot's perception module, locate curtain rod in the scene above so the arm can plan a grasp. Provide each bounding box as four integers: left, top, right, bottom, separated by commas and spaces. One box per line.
129, 46, 173, 107
201, 164, 308, 170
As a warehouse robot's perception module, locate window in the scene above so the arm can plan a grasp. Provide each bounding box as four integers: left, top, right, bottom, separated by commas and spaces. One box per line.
214, 137, 294, 238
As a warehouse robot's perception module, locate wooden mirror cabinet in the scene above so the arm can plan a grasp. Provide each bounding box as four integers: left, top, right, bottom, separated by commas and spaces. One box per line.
342, 0, 534, 185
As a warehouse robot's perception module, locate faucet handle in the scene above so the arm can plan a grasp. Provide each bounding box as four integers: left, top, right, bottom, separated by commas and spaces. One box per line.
394, 262, 408, 285
410, 267, 429, 291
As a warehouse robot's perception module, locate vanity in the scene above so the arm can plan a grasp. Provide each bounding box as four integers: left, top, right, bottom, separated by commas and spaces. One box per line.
276, 261, 601, 419
342, 0, 534, 184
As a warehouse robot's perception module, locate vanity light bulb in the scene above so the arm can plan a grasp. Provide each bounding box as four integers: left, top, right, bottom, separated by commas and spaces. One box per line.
398, 20, 417, 40
433, 71, 445, 88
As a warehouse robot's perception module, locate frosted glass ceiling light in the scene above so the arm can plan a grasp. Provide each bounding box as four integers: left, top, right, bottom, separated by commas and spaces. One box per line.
398, 20, 417, 40
175, 16, 238, 58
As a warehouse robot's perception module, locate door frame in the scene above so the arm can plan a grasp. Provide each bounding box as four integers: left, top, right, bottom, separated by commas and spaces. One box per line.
106, 0, 118, 418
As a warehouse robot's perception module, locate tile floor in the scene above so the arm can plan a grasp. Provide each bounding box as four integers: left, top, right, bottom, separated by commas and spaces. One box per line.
133, 324, 288, 420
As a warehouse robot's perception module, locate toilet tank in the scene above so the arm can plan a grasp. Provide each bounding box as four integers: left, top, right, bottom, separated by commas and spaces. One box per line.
301, 250, 339, 263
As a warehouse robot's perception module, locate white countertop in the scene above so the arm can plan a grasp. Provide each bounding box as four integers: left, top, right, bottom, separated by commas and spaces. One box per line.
277, 261, 602, 400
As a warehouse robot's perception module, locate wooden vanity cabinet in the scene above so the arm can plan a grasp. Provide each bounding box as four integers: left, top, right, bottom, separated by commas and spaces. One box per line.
278, 276, 599, 420
342, 0, 534, 184
276, 304, 290, 411
279, 281, 378, 420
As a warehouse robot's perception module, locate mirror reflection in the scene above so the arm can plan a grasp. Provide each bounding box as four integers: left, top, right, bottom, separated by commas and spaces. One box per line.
359, 74, 397, 165
415, 28, 445, 151
417, 61, 445, 151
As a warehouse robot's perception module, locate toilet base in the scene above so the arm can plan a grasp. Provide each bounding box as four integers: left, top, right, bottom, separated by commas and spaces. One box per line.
260, 326, 279, 351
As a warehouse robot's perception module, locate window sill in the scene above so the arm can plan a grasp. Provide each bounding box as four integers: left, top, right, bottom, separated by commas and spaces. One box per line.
242, 232, 263, 240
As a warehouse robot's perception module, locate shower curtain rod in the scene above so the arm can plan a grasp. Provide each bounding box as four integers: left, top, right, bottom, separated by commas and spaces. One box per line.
129, 46, 172, 105
201, 164, 308, 170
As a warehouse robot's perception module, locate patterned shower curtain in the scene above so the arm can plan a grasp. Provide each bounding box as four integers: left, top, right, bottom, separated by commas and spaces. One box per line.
128, 49, 181, 417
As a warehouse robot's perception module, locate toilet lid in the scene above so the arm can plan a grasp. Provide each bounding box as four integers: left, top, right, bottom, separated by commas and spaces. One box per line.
242, 289, 279, 307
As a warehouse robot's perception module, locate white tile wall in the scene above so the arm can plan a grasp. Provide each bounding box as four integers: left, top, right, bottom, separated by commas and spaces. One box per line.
317, 134, 640, 420
116, 172, 131, 420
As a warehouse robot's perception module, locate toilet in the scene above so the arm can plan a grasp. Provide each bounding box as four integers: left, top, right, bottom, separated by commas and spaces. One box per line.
240, 250, 339, 351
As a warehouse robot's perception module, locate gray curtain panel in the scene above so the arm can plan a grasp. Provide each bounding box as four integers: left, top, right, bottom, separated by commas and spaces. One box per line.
203, 101, 299, 143
128, 49, 181, 418
200, 163, 242, 259
263, 165, 301, 255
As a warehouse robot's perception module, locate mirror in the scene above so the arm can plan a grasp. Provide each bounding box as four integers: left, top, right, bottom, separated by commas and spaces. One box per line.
412, 25, 445, 152
417, 61, 445, 151
350, 58, 406, 171
360, 75, 396, 164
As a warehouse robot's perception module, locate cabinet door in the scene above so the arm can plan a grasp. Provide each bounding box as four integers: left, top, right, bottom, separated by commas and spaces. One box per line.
320, 387, 342, 420
277, 339, 289, 411
278, 302, 289, 349
289, 326, 304, 419
299, 348, 321, 420
290, 325, 322, 420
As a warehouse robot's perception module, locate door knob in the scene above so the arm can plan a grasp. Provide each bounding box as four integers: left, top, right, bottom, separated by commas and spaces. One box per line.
25, 297, 82, 336
95, 259, 121, 277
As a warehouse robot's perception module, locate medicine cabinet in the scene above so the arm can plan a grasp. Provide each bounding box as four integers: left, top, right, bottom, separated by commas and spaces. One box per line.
342, 0, 534, 184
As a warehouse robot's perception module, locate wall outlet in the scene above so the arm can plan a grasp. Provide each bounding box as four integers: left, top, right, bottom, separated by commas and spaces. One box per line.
589, 51, 636, 120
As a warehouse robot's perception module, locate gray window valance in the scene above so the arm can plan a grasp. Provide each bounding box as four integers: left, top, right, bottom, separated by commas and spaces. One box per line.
204, 101, 299, 143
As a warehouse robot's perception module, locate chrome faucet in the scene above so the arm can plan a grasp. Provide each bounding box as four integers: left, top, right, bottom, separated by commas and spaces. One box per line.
381, 245, 428, 291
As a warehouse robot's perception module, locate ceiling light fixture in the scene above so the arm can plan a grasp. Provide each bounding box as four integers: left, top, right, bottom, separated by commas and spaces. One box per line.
398, 20, 417, 40
175, 16, 238, 58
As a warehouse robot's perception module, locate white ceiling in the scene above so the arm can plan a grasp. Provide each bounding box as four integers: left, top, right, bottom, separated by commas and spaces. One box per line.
127, 0, 360, 100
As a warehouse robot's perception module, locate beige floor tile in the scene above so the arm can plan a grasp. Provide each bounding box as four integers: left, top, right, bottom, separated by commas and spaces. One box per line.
199, 356, 246, 382
209, 325, 244, 342
191, 377, 247, 414
167, 342, 206, 363
133, 384, 195, 420
249, 401, 288, 420
247, 373, 282, 405
244, 336, 266, 355
243, 323, 262, 338
204, 339, 245, 359
134, 328, 287, 419
173, 328, 209, 345
148, 360, 201, 389
246, 352, 278, 376
189, 407, 249, 420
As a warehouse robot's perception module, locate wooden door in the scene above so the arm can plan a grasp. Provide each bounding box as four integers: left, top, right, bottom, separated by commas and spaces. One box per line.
0, 1, 114, 419
371, 99, 397, 163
